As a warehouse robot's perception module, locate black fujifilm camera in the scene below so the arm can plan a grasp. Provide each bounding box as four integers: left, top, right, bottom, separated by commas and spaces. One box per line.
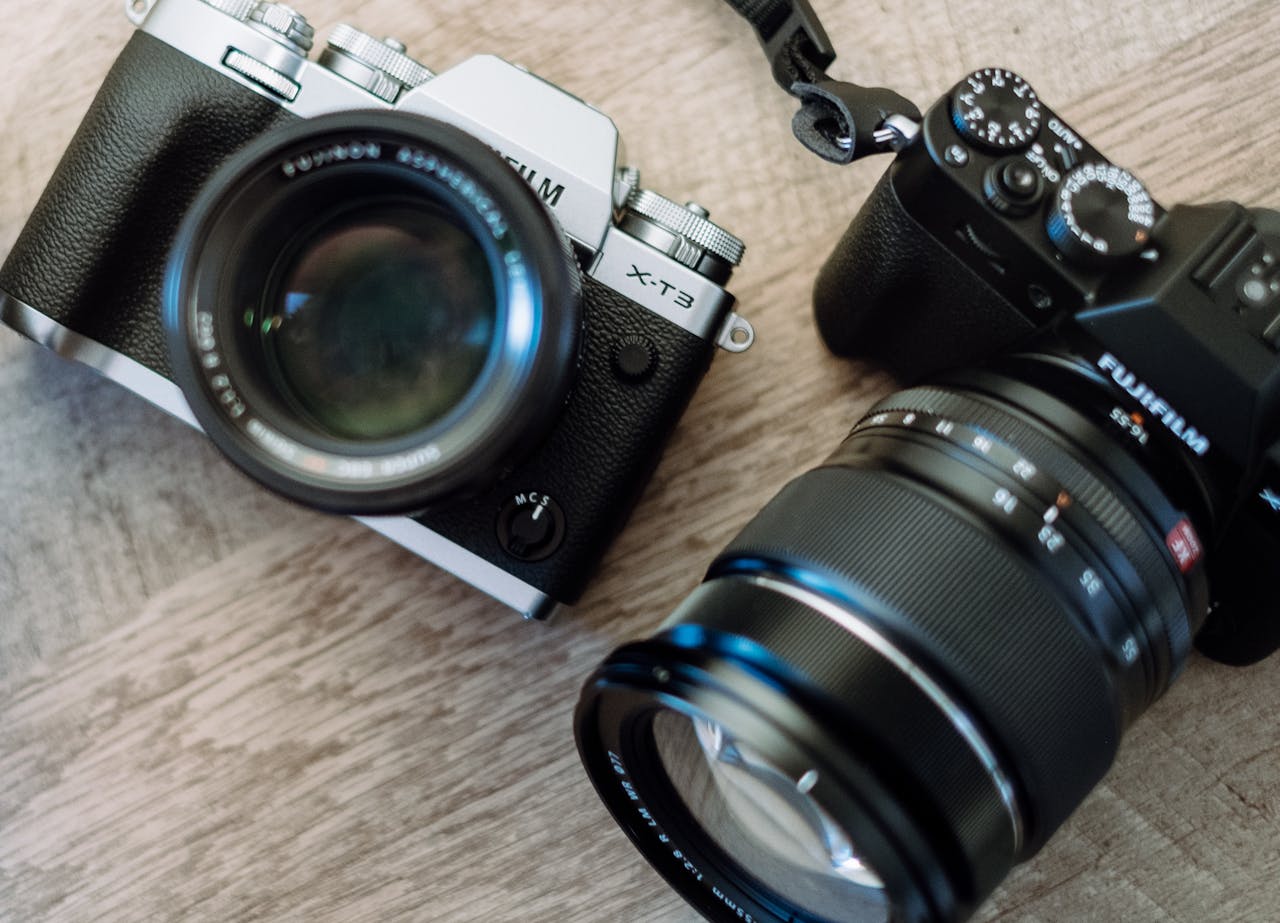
577, 60, 1280, 923
0, 0, 755, 620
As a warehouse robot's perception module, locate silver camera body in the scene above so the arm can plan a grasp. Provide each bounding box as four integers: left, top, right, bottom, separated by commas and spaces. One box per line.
0, 0, 754, 619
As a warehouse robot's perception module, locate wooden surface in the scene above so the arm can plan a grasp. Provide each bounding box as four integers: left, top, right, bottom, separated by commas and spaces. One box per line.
3, 1, 1280, 920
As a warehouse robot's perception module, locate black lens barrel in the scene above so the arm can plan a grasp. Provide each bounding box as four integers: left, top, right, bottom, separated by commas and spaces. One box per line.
713, 465, 1117, 845
166, 111, 580, 514
665, 574, 1020, 910
576, 359, 1207, 923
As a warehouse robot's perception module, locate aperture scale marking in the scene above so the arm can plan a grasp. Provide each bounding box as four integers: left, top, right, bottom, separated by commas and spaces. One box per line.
854, 408, 1144, 667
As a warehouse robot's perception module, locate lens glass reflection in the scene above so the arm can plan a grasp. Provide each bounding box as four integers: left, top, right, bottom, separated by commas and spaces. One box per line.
652, 710, 889, 922
261, 199, 497, 441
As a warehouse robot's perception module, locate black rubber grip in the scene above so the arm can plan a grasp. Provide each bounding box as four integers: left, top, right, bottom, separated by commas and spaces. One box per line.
0, 31, 297, 377
812, 166, 1035, 379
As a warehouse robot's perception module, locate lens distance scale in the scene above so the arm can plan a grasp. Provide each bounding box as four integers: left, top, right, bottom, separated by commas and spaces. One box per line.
851, 405, 1175, 705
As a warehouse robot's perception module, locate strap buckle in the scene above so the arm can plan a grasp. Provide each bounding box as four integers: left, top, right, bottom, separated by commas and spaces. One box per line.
728, 0, 923, 164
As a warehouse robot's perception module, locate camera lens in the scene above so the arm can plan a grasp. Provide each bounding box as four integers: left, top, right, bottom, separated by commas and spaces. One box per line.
261, 200, 495, 441
576, 356, 1210, 922
653, 711, 889, 920
166, 112, 579, 514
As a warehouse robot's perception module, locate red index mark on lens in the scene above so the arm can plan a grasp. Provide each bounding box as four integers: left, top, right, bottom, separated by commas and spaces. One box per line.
1165, 518, 1203, 573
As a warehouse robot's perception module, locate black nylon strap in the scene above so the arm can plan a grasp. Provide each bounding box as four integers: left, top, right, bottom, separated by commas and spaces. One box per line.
722, 0, 835, 88
723, 0, 921, 164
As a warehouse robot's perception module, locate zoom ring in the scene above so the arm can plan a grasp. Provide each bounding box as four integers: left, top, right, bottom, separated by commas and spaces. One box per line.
875, 381, 1193, 687
708, 462, 1122, 854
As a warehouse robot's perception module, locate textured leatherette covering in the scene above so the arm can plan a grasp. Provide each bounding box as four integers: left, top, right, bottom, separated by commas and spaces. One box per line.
813, 165, 1036, 381
0, 31, 721, 608
0, 31, 298, 378
414, 274, 716, 605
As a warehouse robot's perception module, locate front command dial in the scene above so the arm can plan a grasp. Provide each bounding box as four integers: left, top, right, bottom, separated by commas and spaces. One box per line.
950, 68, 1042, 151
1046, 163, 1156, 266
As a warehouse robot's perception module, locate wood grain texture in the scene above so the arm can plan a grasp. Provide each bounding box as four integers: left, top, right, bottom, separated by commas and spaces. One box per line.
3, 1, 1280, 921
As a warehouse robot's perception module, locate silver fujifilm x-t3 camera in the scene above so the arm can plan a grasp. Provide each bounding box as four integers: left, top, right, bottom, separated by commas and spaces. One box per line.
0, 0, 755, 619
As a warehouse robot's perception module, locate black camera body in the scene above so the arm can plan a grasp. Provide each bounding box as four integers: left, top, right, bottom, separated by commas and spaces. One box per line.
0, 0, 755, 620
815, 67, 1280, 663
577, 59, 1280, 923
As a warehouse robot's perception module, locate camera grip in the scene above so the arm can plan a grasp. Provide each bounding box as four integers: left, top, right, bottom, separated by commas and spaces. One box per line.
813, 166, 1035, 381
0, 31, 296, 378
414, 276, 717, 605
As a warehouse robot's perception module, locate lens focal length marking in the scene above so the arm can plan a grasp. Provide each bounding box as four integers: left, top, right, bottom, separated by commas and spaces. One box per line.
853, 410, 1155, 687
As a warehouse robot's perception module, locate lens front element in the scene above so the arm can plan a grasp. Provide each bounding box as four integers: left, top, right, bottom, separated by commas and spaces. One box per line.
167, 112, 580, 514
576, 362, 1207, 923
263, 200, 496, 441
655, 711, 889, 920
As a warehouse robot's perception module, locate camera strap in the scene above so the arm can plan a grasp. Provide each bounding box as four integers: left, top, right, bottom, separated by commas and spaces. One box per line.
722, 0, 920, 164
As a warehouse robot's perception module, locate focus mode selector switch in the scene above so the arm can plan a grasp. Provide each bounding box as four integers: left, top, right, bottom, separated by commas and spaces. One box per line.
950, 68, 1043, 152
983, 157, 1045, 215
497, 492, 566, 561
1046, 163, 1156, 266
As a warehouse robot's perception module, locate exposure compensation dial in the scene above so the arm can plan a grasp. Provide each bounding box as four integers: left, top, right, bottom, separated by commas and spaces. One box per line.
620, 189, 746, 284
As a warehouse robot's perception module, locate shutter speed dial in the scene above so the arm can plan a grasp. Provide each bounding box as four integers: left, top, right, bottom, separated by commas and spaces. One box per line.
1046, 164, 1156, 266
321, 25, 434, 102
950, 68, 1043, 152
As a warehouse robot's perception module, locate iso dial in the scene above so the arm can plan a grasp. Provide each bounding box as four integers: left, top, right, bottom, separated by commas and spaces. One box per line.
950, 68, 1042, 152
1046, 163, 1156, 266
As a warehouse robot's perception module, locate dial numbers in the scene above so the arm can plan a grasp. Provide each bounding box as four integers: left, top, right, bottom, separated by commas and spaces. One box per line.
1047, 163, 1155, 264
950, 68, 1043, 152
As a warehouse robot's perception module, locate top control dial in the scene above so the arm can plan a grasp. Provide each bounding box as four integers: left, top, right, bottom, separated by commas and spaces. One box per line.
1046, 163, 1156, 266
950, 68, 1042, 152
197, 0, 258, 20
621, 189, 745, 283
322, 25, 434, 102
247, 2, 316, 53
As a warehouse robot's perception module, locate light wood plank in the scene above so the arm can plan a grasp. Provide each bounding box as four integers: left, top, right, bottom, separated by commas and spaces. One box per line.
3, 1, 1280, 920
